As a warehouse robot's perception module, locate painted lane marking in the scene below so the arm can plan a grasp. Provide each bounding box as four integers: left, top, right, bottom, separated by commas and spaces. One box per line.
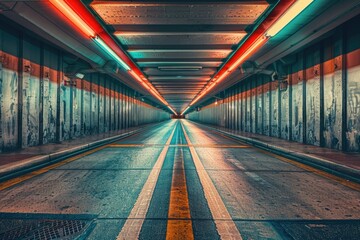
181, 120, 243, 239
0, 146, 108, 191
108, 143, 249, 148
108, 144, 146, 147
197, 122, 360, 192
117, 124, 177, 240
166, 147, 194, 240
257, 149, 360, 192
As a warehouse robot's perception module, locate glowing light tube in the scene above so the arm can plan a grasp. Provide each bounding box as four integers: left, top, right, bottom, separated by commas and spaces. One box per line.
93, 36, 131, 71
49, 0, 96, 37
181, 106, 190, 116
227, 36, 268, 72
266, 0, 314, 37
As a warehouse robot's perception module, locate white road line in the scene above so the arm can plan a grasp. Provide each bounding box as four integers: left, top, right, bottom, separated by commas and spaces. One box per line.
181, 120, 243, 240
117, 123, 177, 240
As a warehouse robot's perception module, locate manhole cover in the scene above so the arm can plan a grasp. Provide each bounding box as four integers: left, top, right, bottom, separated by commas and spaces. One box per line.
0, 219, 94, 240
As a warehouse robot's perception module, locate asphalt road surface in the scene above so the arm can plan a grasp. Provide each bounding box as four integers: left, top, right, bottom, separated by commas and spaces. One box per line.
0, 119, 359, 240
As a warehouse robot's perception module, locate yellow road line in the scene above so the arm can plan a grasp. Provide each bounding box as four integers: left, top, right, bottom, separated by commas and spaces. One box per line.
117, 124, 177, 240
0, 145, 107, 191
198, 145, 249, 148
108, 144, 145, 147
108, 143, 249, 148
181, 120, 243, 239
166, 147, 194, 240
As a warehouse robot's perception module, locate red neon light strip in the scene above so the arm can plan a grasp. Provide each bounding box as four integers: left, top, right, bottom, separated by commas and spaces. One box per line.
50, 0, 174, 113
49, 0, 96, 37
184, 0, 296, 114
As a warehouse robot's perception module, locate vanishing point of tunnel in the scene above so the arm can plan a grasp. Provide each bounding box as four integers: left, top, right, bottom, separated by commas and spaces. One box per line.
0, 1, 359, 240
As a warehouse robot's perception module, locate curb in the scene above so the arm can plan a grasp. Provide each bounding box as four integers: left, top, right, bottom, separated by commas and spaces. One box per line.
0, 122, 163, 182
191, 121, 360, 184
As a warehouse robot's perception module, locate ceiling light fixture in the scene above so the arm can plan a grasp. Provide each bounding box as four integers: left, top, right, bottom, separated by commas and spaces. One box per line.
92, 36, 131, 70
227, 36, 268, 72
49, 0, 178, 114
49, 0, 96, 37
158, 66, 203, 71
265, 0, 314, 37
181, 0, 310, 115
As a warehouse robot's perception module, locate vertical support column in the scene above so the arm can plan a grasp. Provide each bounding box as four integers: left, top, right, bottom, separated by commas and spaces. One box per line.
17, 32, 23, 148
235, 87, 238, 130
261, 76, 265, 135
301, 52, 307, 144
103, 75, 110, 132
288, 65, 293, 141
89, 74, 93, 134
319, 42, 325, 147
341, 28, 348, 151
38, 43, 44, 145
240, 84, 244, 131
255, 78, 259, 134
125, 88, 129, 129
69, 78, 73, 139
97, 74, 100, 134
80, 75, 84, 135
269, 77, 272, 136
55, 50, 61, 142
278, 73, 281, 138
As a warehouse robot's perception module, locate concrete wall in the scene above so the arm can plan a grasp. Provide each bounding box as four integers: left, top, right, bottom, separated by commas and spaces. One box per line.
0, 24, 170, 152
188, 16, 360, 152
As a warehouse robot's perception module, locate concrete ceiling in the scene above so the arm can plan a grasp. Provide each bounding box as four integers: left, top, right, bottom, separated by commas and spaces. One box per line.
89, 0, 270, 113
3, 0, 356, 114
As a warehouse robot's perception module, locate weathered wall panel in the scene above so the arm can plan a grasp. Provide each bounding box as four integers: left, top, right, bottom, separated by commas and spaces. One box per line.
91, 74, 99, 134
61, 75, 71, 141
22, 39, 40, 147
0, 22, 170, 153
263, 81, 270, 136
83, 78, 91, 135
72, 78, 82, 137
99, 77, 105, 133
270, 81, 279, 137
323, 38, 343, 150
42, 48, 58, 144
251, 80, 256, 133
245, 82, 251, 132
305, 49, 321, 146
280, 77, 290, 140
291, 57, 304, 143
0, 29, 18, 151
346, 23, 360, 151
256, 77, 263, 134
188, 17, 360, 152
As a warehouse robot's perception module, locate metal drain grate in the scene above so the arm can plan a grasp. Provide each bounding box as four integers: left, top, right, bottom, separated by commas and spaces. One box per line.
0, 219, 94, 240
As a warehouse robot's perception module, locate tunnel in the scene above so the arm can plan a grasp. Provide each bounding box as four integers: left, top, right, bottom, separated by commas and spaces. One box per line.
0, 1, 359, 239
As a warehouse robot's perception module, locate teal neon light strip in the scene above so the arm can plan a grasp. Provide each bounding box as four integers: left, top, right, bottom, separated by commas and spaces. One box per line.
93, 36, 131, 71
